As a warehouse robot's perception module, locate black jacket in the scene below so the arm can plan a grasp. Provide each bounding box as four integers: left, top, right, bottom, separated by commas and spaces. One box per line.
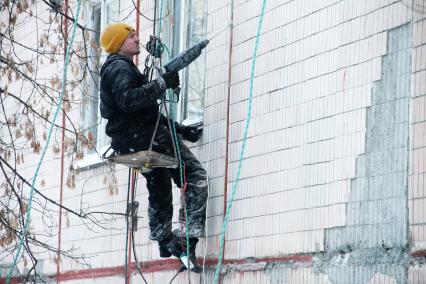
100, 54, 168, 152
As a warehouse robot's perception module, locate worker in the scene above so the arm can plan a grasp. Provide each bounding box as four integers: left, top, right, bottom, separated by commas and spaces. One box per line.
99, 23, 207, 269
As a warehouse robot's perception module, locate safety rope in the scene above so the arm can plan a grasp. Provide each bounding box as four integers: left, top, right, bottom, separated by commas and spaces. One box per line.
163, 54, 192, 277
213, 0, 267, 282
155, 0, 192, 275
5, 1, 82, 283
133, 0, 192, 281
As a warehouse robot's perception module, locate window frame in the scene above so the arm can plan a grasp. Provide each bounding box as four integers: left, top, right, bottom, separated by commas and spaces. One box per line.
77, 0, 119, 170
174, 0, 207, 125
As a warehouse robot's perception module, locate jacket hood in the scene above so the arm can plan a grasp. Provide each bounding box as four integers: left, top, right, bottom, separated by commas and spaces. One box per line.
100, 54, 133, 76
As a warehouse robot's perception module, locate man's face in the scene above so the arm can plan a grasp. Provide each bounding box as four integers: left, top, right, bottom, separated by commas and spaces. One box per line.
119, 32, 140, 58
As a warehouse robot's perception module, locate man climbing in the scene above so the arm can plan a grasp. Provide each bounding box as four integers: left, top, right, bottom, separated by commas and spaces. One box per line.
99, 23, 207, 271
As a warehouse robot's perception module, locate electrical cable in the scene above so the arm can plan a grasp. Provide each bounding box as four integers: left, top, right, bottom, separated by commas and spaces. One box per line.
168, 269, 181, 284
212, 0, 267, 283
5, 1, 82, 282
131, 229, 149, 284
40, 0, 98, 33
208, 23, 232, 42
131, 0, 170, 22
0, 154, 142, 222
130, 174, 149, 284
124, 168, 132, 284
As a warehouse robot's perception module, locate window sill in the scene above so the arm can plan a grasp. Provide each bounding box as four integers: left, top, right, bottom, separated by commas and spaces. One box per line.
74, 145, 112, 170
182, 118, 203, 126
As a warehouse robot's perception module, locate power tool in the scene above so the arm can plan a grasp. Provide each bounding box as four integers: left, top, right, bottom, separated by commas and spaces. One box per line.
163, 39, 209, 73
162, 39, 209, 102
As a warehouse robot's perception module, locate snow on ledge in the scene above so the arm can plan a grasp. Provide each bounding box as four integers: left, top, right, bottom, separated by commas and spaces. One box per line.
74, 145, 113, 170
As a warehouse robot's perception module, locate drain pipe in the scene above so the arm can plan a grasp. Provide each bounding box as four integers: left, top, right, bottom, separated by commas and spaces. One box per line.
125, 3, 141, 282
135, 0, 140, 66
126, 171, 137, 284
221, 1, 234, 283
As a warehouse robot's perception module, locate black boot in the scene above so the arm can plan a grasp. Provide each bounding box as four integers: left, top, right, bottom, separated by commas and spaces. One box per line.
158, 235, 183, 258
179, 237, 202, 273
158, 242, 172, 258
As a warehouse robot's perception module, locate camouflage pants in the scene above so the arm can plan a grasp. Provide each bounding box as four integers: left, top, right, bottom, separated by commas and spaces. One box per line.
141, 124, 208, 242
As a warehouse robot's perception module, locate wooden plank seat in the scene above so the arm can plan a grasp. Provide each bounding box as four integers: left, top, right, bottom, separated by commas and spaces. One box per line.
104, 150, 179, 173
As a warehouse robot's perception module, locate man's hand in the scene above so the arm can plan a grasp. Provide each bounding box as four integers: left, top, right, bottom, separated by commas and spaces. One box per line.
162, 72, 180, 89
182, 125, 203, 142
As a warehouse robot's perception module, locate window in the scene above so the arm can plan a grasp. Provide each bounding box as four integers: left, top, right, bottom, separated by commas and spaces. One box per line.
178, 0, 207, 124
158, 0, 207, 124
97, 0, 120, 148
80, 4, 102, 153
78, 0, 119, 168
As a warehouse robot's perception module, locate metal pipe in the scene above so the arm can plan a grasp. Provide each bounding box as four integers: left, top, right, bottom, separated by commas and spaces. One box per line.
57, 0, 68, 280
124, 2, 142, 281
221, 1, 235, 283
135, 0, 140, 66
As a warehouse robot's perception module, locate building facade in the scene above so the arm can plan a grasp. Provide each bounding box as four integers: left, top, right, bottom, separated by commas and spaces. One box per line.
1, 0, 426, 283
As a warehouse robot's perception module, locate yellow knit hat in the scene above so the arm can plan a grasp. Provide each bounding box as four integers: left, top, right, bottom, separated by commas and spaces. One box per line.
100, 23, 135, 54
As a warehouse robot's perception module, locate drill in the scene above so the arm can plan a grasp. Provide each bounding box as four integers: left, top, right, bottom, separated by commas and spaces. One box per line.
162, 39, 209, 102
163, 39, 209, 73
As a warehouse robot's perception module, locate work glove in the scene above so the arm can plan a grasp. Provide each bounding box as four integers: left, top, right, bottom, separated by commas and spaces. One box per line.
161, 72, 180, 89
182, 125, 203, 143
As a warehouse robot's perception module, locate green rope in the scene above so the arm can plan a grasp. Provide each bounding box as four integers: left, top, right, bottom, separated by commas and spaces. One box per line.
162, 51, 191, 265
213, 0, 267, 282
168, 94, 191, 263
5, 1, 82, 282
157, 0, 191, 265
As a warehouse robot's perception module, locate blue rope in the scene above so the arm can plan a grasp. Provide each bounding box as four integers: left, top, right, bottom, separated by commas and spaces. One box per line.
213, 0, 267, 282
6, 1, 82, 282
